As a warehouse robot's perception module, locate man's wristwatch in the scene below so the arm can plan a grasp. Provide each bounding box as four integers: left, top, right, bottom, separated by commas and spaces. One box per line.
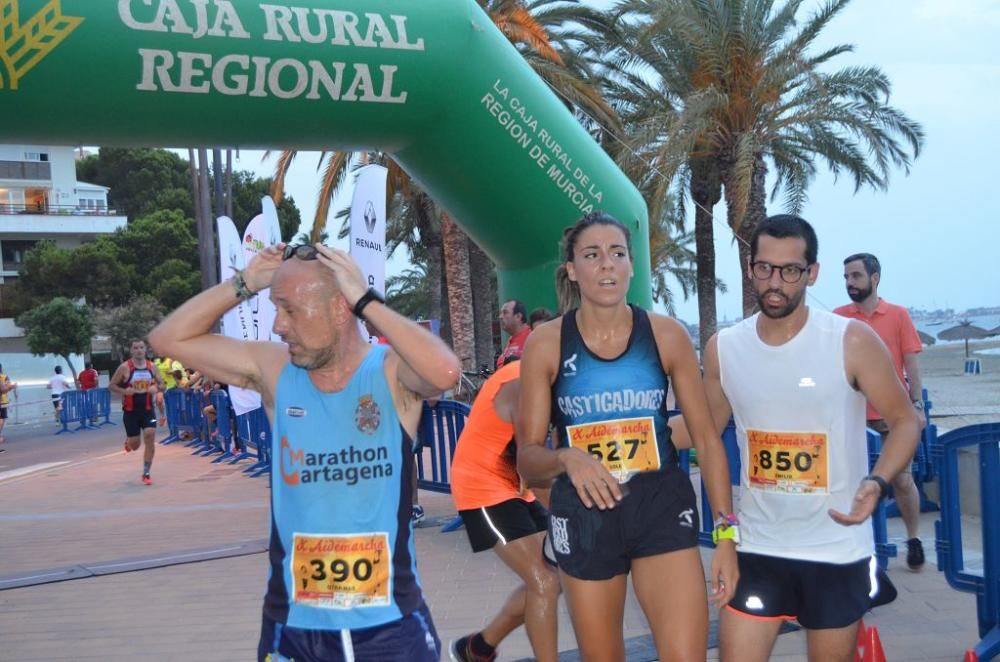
864, 474, 889, 501
352, 288, 385, 319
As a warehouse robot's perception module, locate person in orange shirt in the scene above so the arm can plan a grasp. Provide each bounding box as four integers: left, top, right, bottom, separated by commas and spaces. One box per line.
834, 252, 926, 570
449, 357, 560, 662
496, 300, 530, 369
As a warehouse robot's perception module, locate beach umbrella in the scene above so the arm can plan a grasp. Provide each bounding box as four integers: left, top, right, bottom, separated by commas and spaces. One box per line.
937, 321, 991, 357
988, 325, 1000, 337
917, 330, 936, 346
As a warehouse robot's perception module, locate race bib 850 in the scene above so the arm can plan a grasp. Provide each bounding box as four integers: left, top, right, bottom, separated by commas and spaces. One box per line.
747, 430, 828, 494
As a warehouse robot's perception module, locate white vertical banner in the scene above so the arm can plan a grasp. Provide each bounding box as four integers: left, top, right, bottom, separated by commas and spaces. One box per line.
242, 196, 282, 342
217, 215, 262, 415
348, 165, 388, 342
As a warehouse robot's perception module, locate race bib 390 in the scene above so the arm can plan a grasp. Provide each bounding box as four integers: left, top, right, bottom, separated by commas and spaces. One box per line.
291, 532, 391, 609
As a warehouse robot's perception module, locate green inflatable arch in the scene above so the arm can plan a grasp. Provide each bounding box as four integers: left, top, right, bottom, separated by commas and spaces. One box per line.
1, 0, 650, 309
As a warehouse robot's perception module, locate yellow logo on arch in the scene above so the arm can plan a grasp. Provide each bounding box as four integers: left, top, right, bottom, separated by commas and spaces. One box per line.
0, 0, 83, 90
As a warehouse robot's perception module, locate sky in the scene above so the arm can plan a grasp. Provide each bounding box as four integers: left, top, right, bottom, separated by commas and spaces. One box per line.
228, 0, 1000, 326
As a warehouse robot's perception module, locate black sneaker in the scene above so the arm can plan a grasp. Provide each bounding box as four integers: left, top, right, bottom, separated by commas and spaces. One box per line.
411, 504, 425, 525
449, 634, 496, 662
906, 538, 925, 570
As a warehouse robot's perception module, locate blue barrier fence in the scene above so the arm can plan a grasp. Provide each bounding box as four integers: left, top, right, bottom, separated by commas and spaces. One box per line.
300, 389, 1000, 656
414, 400, 901, 551
237, 406, 272, 477
416, 400, 471, 533
54, 388, 115, 434
934, 422, 1000, 661
416, 400, 470, 495
158, 388, 272, 478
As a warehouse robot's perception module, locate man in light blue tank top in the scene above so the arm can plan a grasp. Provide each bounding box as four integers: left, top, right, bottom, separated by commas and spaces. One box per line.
150, 242, 461, 662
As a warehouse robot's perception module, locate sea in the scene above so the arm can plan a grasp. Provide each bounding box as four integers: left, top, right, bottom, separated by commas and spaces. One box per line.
914, 313, 1000, 356
0, 352, 104, 425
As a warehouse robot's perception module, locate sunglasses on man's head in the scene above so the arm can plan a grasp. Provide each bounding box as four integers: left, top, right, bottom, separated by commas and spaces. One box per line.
282, 244, 320, 261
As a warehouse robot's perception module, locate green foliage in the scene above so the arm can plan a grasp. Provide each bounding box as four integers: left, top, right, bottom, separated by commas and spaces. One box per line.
77, 147, 194, 220
16, 298, 94, 377
7, 149, 304, 315
386, 263, 431, 320
92, 296, 165, 362
147, 259, 201, 310
229, 170, 301, 242
111, 209, 200, 299
13, 239, 133, 312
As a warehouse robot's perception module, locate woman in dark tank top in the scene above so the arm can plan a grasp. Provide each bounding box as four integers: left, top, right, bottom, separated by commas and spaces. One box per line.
516, 211, 738, 661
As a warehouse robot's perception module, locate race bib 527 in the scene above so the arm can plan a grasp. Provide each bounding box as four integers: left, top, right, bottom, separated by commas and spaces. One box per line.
567, 416, 660, 483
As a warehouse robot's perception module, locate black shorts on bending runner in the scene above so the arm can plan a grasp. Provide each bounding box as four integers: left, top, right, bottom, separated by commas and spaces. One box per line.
123, 409, 157, 437
458, 498, 548, 553
257, 601, 440, 662
547, 465, 698, 580
726, 552, 876, 629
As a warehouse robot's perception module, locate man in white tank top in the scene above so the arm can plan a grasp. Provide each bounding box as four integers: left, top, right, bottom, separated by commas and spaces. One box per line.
701, 216, 921, 661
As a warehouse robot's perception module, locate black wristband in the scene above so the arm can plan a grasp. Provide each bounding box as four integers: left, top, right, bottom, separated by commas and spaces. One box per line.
864, 474, 889, 501
351, 287, 385, 319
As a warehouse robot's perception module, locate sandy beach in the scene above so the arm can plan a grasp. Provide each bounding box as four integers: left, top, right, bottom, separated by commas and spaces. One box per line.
918, 338, 1000, 431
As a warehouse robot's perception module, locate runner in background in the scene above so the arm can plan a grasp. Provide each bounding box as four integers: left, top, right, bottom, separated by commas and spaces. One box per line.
109, 340, 165, 485
46, 366, 73, 423
449, 357, 560, 662
0, 364, 16, 446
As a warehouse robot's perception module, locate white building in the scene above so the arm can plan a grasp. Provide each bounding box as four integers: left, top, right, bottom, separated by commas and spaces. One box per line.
0, 145, 127, 344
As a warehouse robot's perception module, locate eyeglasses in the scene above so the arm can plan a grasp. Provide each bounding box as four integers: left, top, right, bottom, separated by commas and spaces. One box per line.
750, 261, 809, 283
282, 244, 319, 261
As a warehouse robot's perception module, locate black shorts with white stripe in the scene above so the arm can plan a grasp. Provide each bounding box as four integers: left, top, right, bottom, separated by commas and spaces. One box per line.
458, 498, 548, 553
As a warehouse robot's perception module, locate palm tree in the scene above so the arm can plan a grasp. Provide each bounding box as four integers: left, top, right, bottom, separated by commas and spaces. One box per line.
647, 191, 721, 319
268, 0, 614, 368
613, 0, 924, 316
386, 261, 432, 320
597, 10, 729, 348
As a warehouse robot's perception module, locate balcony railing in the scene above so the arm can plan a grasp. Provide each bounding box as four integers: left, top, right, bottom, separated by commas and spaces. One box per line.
0, 160, 51, 180
0, 203, 119, 217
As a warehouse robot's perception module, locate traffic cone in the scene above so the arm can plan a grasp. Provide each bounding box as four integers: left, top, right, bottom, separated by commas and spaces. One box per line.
964, 650, 979, 662
863, 623, 886, 662
854, 619, 887, 662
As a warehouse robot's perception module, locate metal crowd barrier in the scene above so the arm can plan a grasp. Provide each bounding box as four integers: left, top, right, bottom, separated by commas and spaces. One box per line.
933, 422, 1000, 661
417, 400, 470, 494
236, 406, 272, 477
208, 390, 242, 464
54, 388, 114, 434
883, 387, 939, 518
417, 400, 471, 533
161, 388, 197, 445
159, 387, 272, 478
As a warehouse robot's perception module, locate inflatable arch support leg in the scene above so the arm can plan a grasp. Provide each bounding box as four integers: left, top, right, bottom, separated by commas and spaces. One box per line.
0, 0, 650, 310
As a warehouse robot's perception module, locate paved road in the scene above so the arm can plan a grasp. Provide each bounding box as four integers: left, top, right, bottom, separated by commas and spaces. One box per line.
0, 423, 985, 661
